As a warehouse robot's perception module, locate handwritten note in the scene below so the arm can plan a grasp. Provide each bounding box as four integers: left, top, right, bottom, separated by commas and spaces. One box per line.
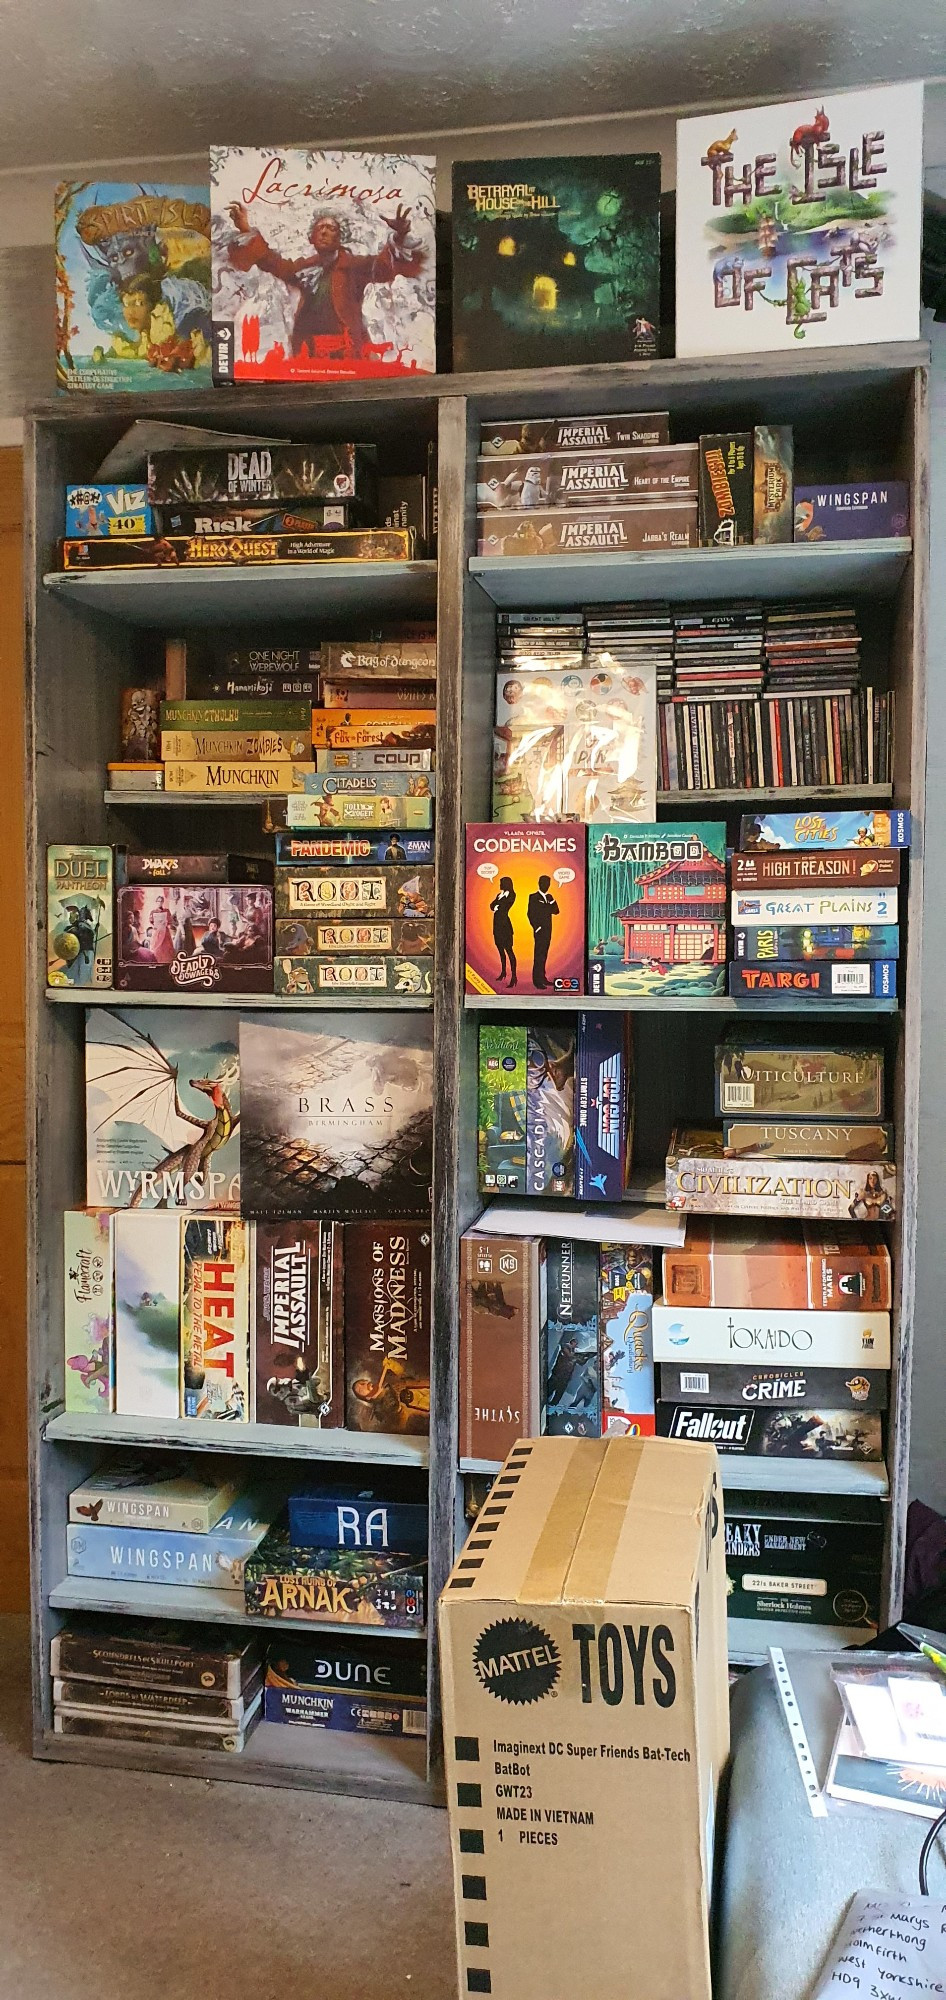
812, 1894, 946, 1997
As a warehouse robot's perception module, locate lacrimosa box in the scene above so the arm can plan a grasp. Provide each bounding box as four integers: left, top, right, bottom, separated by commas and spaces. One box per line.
439, 1435, 729, 2000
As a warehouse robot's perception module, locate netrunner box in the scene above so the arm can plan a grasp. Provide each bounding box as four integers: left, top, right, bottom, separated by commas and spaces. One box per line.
440, 1436, 728, 2000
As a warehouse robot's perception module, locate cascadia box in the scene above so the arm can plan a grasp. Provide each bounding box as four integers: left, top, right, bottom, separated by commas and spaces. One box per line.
439, 1436, 729, 2000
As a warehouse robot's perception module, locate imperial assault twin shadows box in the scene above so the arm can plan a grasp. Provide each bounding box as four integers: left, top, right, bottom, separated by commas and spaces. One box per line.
439, 1436, 728, 2000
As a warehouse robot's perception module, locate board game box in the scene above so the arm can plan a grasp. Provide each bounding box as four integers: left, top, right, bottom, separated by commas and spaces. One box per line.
587, 822, 726, 997
661, 1219, 892, 1309
68, 1464, 241, 1534
656, 1403, 883, 1458
477, 501, 697, 557
721, 1120, 894, 1161
753, 425, 794, 543
47, 846, 113, 988
794, 481, 910, 540
238, 1014, 433, 1219
180, 1217, 251, 1421
210, 148, 436, 382
65, 484, 153, 537
56, 182, 212, 393
732, 849, 902, 888
675, 84, 924, 358
287, 1488, 428, 1554
657, 1362, 888, 1411
275, 864, 434, 919
698, 432, 752, 546
344, 1222, 431, 1434
476, 445, 697, 511
479, 414, 670, 456
264, 1633, 426, 1734
53, 1710, 260, 1752
53, 1677, 260, 1724
464, 824, 585, 996
116, 852, 274, 886
458, 1232, 545, 1464
244, 1530, 427, 1627
543, 1238, 601, 1436
116, 883, 273, 992
66, 1492, 279, 1591
574, 1011, 634, 1201
61, 529, 414, 569
274, 833, 434, 867
163, 761, 309, 796
493, 663, 657, 823
724, 1492, 884, 1626
275, 917, 434, 958
728, 960, 897, 1000
161, 729, 311, 761
155, 502, 361, 537
148, 442, 377, 507
739, 809, 911, 850
319, 641, 437, 680
113, 1212, 182, 1418
64, 1209, 114, 1413
86, 1007, 241, 1210
161, 698, 311, 732
274, 955, 434, 999
665, 1127, 897, 1222
599, 1243, 655, 1435
652, 1297, 891, 1367
50, 1620, 262, 1694
733, 925, 899, 962
714, 1040, 885, 1120
730, 888, 898, 924
452, 154, 661, 370
255, 1221, 343, 1428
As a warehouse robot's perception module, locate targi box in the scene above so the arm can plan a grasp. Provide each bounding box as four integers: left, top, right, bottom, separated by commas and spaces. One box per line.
439, 1436, 728, 2000
543, 1239, 601, 1437
255, 1221, 344, 1428
728, 960, 897, 1000
64, 1209, 114, 1413
599, 1244, 655, 1434
344, 1222, 431, 1435
714, 1040, 885, 1120
477, 501, 697, 557
244, 1529, 426, 1627
794, 481, 910, 540
287, 1488, 428, 1555
66, 483, 153, 536
479, 413, 670, 456
47, 845, 113, 988
665, 1127, 897, 1223
459, 1233, 546, 1463
657, 1361, 888, 1411
465, 824, 585, 997
147, 442, 377, 506
116, 883, 273, 991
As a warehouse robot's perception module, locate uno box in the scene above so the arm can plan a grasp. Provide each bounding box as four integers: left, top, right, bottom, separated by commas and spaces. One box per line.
439, 1435, 729, 2000
66, 483, 153, 537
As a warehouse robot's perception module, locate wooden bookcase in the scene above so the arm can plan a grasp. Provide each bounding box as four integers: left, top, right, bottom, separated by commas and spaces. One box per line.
25, 340, 929, 1802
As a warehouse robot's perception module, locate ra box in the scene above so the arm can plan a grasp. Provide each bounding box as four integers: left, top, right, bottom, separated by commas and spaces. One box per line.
181, 1217, 251, 1421
698, 433, 752, 546
479, 413, 670, 456
665, 1127, 897, 1224
728, 961, 897, 1001
243, 1530, 427, 1628
458, 1232, 546, 1464
794, 482, 910, 541
464, 823, 586, 997
263, 1683, 425, 1737
662, 1219, 892, 1310
287, 1489, 428, 1556
60, 529, 414, 569
274, 953, 433, 996
656, 1402, 883, 1459
147, 442, 377, 507
275, 833, 434, 868
275, 864, 434, 920
275, 916, 434, 958
115, 852, 273, 886
714, 1040, 885, 1121
575, 1011, 634, 1202
64, 1209, 114, 1414
732, 925, 899, 962
255, 1221, 344, 1429
154, 502, 363, 537
65, 1492, 281, 1591
68, 1465, 241, 1534
752, 426, 793, 544
344, 1222, 431, 1435
721, 1120, 894, 1162
738, 809, 911, 851
657, 1361, 888, 1412
476, 444, 698, 512
732, 849, 902, 888
47, 845, 113, 988
54, 182, 212, 396
600, 1243, 655, 1436
49, 1621, 262, 1696
115, 883, 273, 993
587, 821, 727, 999
543, 1239, 601, 1437
65, 483, 152, 537
477, 500, 697, 558
731, 888, 898, 925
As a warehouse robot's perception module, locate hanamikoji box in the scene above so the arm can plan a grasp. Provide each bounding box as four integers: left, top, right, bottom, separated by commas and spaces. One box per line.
587, 822, 726, 998
439, 1436, 728, 2000
459, 1233, 546, 1463
47, 846, 113, 988
209, 148, 436, 382
465, 824, 586, 997
254, 1221, 344, 1428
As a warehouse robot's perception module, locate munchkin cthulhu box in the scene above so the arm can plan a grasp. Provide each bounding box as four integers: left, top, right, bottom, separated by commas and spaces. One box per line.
209, 148, 437, 383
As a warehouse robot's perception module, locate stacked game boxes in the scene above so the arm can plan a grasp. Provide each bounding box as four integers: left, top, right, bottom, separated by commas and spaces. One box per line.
459, 1230, 656, 1463
476, 1012, 634, 1202
698, 427, 794, 547
271, 837, 435, 998
64, 1462, 280, 1600
729, 809, 909, 1003
245, 1485, 427, 1631
50, 1619, 264, 1754
476, 411, 699, 558
159, 697, 315, 798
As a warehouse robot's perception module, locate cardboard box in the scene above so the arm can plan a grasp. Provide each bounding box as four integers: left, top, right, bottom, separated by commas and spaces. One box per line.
459, 1234, 545, 1463
439, 1435, 728, 2000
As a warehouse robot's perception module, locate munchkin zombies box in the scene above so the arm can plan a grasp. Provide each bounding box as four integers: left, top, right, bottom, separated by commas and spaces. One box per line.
210, 149, 437, 383
452, 154, 661, 370
675, 84, 923, 357
56, 182, 212, 393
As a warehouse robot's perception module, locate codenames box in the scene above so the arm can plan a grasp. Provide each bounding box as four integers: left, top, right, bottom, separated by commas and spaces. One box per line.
439, 1436, 728, 2000
465, 824, 585, 997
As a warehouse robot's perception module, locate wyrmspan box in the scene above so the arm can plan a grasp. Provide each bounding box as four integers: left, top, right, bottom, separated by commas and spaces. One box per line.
440, 1435, 728, 2000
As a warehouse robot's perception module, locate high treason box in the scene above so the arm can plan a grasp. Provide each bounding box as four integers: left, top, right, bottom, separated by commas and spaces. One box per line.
439, 1437, 729, 2000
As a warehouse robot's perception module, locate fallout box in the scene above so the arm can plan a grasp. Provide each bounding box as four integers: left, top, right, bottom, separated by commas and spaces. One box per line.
656, 1402, 883, 1459
477, 501, 697, 558
344, 1221, 431, 1434
245, 1528, 426, 1628
479, 412, 670, 456
61, 529, 414, 569
147, 442, 378, 506
476, 445, 698, 512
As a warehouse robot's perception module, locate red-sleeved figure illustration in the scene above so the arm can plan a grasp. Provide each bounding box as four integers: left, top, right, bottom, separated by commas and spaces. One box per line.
226, 202, 426, 360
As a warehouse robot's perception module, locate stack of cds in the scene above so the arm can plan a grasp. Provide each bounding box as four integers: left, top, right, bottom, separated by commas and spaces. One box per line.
583, 602, 675, 699
495, 610, 586, 668
673, 604, 765, 699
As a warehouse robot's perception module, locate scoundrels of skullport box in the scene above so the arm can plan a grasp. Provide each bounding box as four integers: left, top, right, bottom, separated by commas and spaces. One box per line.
452, 154, 661, 370
56, 182, 213, 393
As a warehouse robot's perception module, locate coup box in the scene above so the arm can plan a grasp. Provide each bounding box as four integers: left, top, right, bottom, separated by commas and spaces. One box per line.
116, 883, 274, 993
465, 823, 585, 998
61, 529, 414, 569
287, 1489, 428, 1555
476, 444, 698, 512
477, 501, 697, 558
794, 482, 910, 541
458, 1232, 546, 1464
254, 1221, 344, 1429
47, 844, 113, 988
714, 1041, 885, 1120
275, 864, 434, 920
665, 1127, 897, 1222
479, 413, 670, 456
439, 1436, 728, 2000
344, 1222, 431, 1436
65, 483, 152, 537
244, 1530, 426, 1628
147, 443, 378, 506
657, 1362, 888, 1412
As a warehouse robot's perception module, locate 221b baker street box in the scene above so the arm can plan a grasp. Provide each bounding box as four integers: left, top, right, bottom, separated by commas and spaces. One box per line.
587, 823, 726, 997
465, 825, 586, 997
440, 1436, 728, 2000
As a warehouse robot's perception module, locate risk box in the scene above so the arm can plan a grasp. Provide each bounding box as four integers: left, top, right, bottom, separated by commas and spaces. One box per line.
465, 823, 585, 997
155, 501, 363, 536
275, 864, 434, 920
180, 1217, 251, 1421
63, 1209, 114, 1413
479, 413, 670, 456
714, 1039, 885, 1120
254, 1221, 344, 1428
732, 849, 902, 888
47, 845, 113, 988
477, 500, 697, 558
476, 444, 698, 512
116, 883, 273, 992
575, 1011, 634, 1201
65, 483, 152, 536
287, 1488, 428, 1555
147, 442, 378, 507
344, 1222, 431, 1435
599, 1243, 655, 1435
753, 426, 793, 543
587, 822, 726, 998
698, 432, 753, 546
543, 1239, 600, 1436
458, 1232, 546, 1463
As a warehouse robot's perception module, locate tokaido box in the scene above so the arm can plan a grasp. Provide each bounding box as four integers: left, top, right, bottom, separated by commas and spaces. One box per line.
439, 1436, 729, 2000
652, 1300, 891, 1367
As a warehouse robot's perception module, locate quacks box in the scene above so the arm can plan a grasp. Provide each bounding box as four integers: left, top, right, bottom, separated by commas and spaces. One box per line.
465, 824, 586, 996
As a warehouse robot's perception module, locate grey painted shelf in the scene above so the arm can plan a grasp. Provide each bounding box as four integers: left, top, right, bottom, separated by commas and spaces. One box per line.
460, 1454, 888, 1497
44, 1411, 430, 1466
657, 785, 894, 806
47, 988, 432, 1011
37, 1718, 433, 1806
44, 558, 439, 628
464, 993, 900, 1014
470, 538, 912, 608
48, 1574, 427, 1638
726, 1617, 872, 1668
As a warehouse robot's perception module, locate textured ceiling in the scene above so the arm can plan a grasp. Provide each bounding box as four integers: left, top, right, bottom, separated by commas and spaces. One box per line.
1, 0, 944, 172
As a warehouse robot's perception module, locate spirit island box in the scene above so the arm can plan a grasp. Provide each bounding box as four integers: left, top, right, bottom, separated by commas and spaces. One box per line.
55, 182, 212, 394
209, 149, 436, 383
465, 824, 586, 997
675, 83, 924, 357
439, 1436, 729, 2000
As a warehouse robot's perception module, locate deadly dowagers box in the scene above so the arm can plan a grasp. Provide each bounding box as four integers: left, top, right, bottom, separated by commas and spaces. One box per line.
439, 1435, 728, 2000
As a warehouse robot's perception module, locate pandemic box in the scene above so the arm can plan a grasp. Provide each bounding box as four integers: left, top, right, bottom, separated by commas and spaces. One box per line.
661, 1220, 892, 1311
476, 445, 698, 511
65, 484, 153, 537
543, 1239, 601, 1437
344, 1222, 431, 1435
244, 1529, 427, 1628
477, 501, 697, 558
264, 1635, 427, 1736
255, 1221, 344, 1428
465, 824, 585, 997
587, 823, 726, 997
55, 182, 213, 394
180, 1217, 251, 1421
657, 1362, 888, 1412
794, 481, 910, 541
439, 1437, 728, 2000
452, 155, 661, 370
656, 1403, 883, 1459
148, 442, 377, 507
116, 883, 274, 992
64, 1209, 114, 1413
714, 1040, 885, 1121
600, 1244, 655, 1435
47, 846, 113, 988
287, 1487, 428, 1555
210, 148, 437, 383
459, 1232, 546, 1463
274, 833, 434, 867
724, 1491, 883, 1628
665, 1127, 897, 1223
479, 413, 670, 456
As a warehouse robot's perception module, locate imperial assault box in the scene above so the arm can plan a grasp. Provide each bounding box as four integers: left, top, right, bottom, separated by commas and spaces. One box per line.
66, 483, 153, 537
665, 1127, 897, 1224
116, 882, 273, 992
465, 823, 585, 997
657, 1361, 888, 1412
255, 1221, 344, 1428
47, 845, 113, 988
476, 444, 697, 512
344, 1222, 431, 1435
479, 413, 670, 456
714, 1040, 885, 1120
543, 1239, 600, 1436
599, 1244, 655, 1435
244, 1529, 426, 1628
458, 1232, 545, 1463
180, 1217, 251, 1421
264, 1634, 426, 1735
148, 442, 377, 506
477, 501, 697, 558
439, 1437, 728, 2000
64, 1209, 114, 1413
698, 432, 753, 546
